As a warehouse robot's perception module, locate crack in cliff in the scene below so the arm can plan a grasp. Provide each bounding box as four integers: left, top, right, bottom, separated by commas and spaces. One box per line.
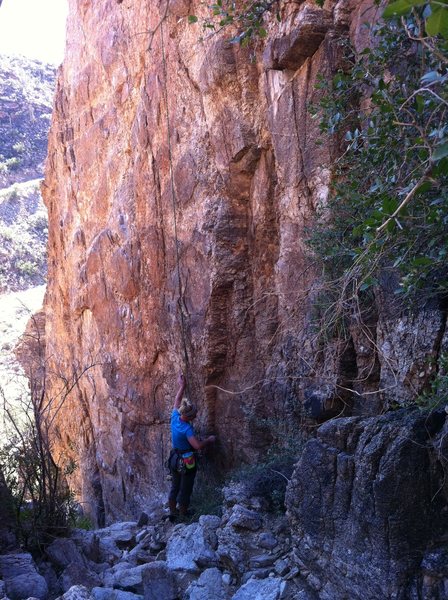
290, 59, 313, 208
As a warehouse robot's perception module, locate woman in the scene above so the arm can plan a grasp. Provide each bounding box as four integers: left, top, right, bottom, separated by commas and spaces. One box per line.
168, 374, 216, 521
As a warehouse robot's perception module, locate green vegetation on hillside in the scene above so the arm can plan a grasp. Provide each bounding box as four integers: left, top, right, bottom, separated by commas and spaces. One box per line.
0, 180, 48, 292
0, 55, 55, 187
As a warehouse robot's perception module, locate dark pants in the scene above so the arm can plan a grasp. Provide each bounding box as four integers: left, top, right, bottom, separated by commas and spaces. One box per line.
169, 466, 197, 508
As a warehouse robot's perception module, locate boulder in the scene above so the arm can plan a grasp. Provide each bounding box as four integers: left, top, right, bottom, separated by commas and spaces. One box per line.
226, 506, 263, 531
216, 523, 246, 576
257, 532, 278, 550
231, 577, 284, 600
142, 561, 176, 600
92, 587, 143, 600
286, 409, 448, 600
0, 553, 48, 600
46, 538, 87, 569
55, 585, 93, 600
70, 530, 101, 563
186, 567, 230, 600
165, 518, 220, 573
59, 562, 101, 593
103, 563, 153, 595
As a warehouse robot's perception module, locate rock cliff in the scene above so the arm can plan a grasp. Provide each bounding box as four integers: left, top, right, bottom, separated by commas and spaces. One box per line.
43, 0, 447, 530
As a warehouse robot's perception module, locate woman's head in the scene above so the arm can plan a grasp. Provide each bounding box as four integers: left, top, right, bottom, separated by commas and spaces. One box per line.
179, 398, 197, 421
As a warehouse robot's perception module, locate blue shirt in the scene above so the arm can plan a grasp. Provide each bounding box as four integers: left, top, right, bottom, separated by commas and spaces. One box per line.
171, 409, 195, 451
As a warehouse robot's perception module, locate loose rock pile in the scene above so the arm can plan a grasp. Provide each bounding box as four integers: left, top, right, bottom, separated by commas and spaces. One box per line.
0, 483, 315, 600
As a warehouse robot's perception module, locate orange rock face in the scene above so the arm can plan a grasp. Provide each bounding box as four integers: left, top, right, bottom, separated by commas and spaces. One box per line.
43, 0, 446, 522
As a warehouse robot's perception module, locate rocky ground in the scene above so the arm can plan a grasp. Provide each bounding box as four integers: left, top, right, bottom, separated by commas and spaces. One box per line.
1, 408, 448, 599
0, 483, 316, 600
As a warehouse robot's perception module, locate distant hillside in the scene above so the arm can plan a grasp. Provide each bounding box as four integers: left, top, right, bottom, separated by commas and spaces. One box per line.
0, 54, 55, 187
0, 55, 55, 292
0, 179, 47, 291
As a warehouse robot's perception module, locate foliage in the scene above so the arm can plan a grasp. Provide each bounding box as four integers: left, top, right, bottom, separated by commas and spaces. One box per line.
416, 352, 448, 409
308, 4, 448, 315
187, 0, 280, 45
189, 466, 224, 520
0, 333, 97, 551
228, 428, 305, 513
228, 451, 296, 513
0, 182, 47, 292
384, 1, 448, 39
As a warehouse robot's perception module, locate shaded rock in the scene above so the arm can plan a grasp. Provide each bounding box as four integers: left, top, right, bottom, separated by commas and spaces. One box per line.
46, 538, 87, 569
227, 506, 262, 531
257, 532, 278, 550
55, 585, 93, 600
38, 561, 60, 599
127, 527, 163, 566
165, 519, 220, 573
103, 562, 134, 587
223, 483, 250, 509
241, 569, 271, 584
136, 513, 149, 528
96, 522, 137, 547
232, 577, 284, 600
104, 563, 153, 594
60, 561, 101, 593
286, 409, 448, 600
186, 567, 229, 600
377, 299, 448, 406
263, 6, 333, 71
274, 559, 290, 577
408, 546, 448, 599
216, 523, 246, 576
248, 554, 276, 569
0, 553, 48, 600
70, 530, 101, 563
92, 587, 143, 600
141, 561, 176, 600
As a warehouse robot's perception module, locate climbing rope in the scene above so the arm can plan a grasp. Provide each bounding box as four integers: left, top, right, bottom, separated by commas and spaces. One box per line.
159, 20, 191, 397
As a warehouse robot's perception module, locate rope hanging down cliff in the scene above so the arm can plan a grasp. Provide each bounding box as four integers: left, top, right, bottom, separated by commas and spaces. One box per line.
159, 20, 191, 390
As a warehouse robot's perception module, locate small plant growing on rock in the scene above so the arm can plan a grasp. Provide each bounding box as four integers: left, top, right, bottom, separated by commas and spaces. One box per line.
416, 352, 448, 410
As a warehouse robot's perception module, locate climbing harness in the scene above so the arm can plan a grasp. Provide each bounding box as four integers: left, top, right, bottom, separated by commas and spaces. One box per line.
167, 448, 197, 475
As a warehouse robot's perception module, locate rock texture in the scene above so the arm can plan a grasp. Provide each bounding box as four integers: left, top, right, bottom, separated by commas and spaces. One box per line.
42, 0, 447, 525
1, 412, 445, 599
0, 484, 312, 600
286, 409, 448, 599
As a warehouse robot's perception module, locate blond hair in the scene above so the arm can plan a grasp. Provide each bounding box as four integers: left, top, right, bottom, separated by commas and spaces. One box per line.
178, 398, 197, 418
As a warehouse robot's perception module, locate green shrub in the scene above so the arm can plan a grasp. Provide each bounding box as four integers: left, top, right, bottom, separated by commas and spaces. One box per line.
228, 450, 299, 513
309, 13, 448, 303
416, 353, 448, 410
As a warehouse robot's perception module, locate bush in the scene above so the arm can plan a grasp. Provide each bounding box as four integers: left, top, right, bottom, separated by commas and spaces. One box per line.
0, 329, 98, 551
228, 451, 298, 513
416, 352, 448, 410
